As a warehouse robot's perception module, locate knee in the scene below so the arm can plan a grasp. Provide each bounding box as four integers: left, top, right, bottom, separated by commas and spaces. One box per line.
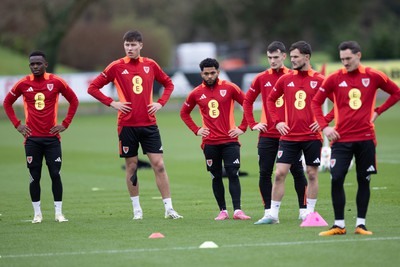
306, 167, 318, 181
225, 167, 239, 179
259, 167, 272, 179
274, 177, 285, 185
210, 168, 222, 179
126, 161, 138, 174
152, 159, 166, 174
330, 175, 345, 189
28, 165, 42, 181
274, 170, 287, 183
357, 174, 371, 186
48, 165, 61, 181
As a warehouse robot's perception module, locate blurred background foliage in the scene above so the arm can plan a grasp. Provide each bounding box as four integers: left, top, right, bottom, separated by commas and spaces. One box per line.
0, 0, 398, 72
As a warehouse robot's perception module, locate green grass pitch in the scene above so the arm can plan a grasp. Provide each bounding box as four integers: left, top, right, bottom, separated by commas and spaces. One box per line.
1, 103, 399, 267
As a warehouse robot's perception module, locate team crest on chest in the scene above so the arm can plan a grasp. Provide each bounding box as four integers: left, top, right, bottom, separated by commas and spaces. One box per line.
220, 90, 227, 97
27, 156, 33, 164
362, 78, 370, 87
47, 84, 54, 91
143, 66, 150, 73
310, 81, 318, 89
206, 159, 213, 167
123, 146, 129, 154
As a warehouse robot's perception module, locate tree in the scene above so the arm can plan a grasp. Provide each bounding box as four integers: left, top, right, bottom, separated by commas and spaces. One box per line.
35, 0, 95, 72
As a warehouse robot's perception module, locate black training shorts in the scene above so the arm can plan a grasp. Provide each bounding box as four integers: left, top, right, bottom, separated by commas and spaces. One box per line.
119, 125, 163, 157
276, 140, 322, 166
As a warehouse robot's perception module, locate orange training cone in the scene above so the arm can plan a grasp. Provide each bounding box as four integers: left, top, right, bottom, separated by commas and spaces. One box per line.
300, 212, 328, 227
149, 232, 165, 238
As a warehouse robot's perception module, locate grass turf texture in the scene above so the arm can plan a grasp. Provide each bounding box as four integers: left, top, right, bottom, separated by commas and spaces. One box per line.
0, 105, 399, 267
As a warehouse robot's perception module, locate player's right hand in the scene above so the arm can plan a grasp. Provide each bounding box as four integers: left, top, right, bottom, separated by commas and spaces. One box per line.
276, 122, 290, 135
252, 123, 267, 132
110, 101, 132, 114
17, 124, 31, 137
323, 126, 340, 141
197, 127, 210, 137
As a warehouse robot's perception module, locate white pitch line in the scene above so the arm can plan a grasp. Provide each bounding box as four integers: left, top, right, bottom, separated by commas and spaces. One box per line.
223, 236, 400, 248
1, 236, 399, 259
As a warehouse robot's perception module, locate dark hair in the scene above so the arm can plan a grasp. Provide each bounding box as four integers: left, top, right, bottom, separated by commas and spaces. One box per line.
123, 30, 143, 42
199, 58, 219, 71
289, 41, 312, 57
267, 41, 286, 53
29, 50, 46, 60
338, 41, 361, 54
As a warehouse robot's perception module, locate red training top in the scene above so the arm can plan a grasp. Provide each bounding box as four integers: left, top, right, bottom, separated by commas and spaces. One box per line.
88, 56, 174, 127
267, 68, 325, 141
312, 65, 400, 143
180, 78, 247, 148
243, 66, 291, 138
3, 73, 79, 140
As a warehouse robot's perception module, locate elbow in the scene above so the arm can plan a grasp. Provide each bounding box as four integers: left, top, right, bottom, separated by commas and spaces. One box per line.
87, 87, 93, 95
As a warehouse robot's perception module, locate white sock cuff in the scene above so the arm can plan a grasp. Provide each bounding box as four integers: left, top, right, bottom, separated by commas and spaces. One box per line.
356, 218, 366, 227
130, 196, 141, 210
163, 198, 173, 210
54, 201, 63, 215
270, 201, 281, 218
130, 196, 139, 200
334, 220, 345, 228
271, 200, 281, 208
